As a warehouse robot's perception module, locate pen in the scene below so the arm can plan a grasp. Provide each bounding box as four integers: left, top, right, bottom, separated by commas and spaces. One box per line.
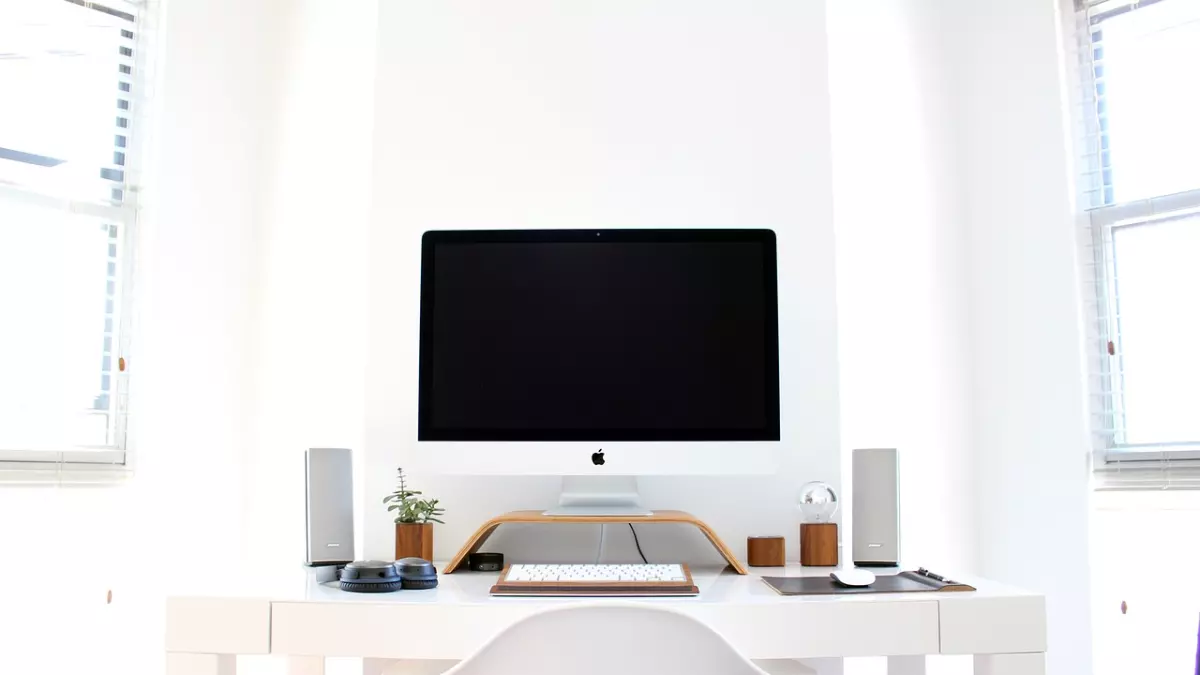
916, 568, 955, 584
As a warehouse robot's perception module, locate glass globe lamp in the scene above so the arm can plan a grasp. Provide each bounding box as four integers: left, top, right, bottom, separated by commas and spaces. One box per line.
798, 480, 840, 566
798, 481, 839, 523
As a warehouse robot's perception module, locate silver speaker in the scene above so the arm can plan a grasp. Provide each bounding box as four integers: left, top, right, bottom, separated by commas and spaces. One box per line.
852, 448, 900, 567
305, 447, 355, 566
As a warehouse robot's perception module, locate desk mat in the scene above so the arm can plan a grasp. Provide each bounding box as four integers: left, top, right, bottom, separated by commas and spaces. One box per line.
762, 570, 975, 596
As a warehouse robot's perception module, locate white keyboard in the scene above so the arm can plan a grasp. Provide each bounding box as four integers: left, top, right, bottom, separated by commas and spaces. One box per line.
492, 563, 698, 596
505, 563, 688, 583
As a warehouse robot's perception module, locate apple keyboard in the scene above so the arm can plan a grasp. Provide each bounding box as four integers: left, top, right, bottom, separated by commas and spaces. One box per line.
491, 563, 699, 596
506, 563, 687, 582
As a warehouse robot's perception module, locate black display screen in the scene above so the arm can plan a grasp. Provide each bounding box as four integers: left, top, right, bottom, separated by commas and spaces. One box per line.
418, 230, 779, 441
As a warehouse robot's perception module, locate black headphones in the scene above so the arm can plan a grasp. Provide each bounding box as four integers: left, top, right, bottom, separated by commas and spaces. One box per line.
393, 557, 439, 590
338, 560, 404, 592
338, 558, 438, 593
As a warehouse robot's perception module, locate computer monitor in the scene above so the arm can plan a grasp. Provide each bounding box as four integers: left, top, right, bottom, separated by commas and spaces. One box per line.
416, 229, 781, 514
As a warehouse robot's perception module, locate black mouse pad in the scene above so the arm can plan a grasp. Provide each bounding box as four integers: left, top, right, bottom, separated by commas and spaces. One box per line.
761, 570, 975, 595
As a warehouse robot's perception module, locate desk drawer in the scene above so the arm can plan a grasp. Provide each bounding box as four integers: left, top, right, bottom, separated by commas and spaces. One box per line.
939, 595, 1047, 655
688, 600, 940, 659
273, 602, 543, 659
271, 599, 940, 660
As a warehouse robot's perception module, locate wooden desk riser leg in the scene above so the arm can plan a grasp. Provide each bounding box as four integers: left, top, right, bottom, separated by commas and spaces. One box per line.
166, 653, 236, 675
445, 522, 504, 572
974, 653, 1045, 675
692, 520, 749, 575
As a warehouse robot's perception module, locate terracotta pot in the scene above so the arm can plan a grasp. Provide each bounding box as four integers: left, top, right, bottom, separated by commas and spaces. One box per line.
395, 522, 434, 560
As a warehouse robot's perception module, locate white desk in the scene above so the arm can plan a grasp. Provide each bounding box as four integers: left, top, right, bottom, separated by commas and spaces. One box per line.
165, 564, 1046, 675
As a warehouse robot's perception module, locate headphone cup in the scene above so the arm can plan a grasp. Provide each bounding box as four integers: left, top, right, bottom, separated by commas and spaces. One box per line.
340, 579, 405, 593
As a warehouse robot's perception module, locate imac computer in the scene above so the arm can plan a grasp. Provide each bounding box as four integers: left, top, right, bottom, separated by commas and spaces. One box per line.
417, 229, 780, 515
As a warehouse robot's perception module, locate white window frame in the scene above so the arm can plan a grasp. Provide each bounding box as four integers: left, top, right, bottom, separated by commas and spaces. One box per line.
1088, 188, 1200, 465
0, 0, 149, 479
1068, 0, 1200, 486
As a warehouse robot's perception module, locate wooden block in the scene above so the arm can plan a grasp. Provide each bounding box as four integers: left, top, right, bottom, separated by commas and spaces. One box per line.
800, 523, 838, 566
747, 536, 786, 567
395, 523, 434, 560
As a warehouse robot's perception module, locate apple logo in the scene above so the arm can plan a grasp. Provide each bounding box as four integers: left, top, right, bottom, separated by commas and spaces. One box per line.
591, 449, 605, 466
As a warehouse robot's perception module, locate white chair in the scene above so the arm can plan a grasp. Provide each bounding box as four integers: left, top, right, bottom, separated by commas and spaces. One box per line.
440, 603, 771, 675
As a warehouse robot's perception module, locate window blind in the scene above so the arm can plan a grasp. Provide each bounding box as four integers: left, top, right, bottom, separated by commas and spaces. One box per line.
1072, 0, 1200, 490
0, 0, 140, 208
0, 0, 144, 476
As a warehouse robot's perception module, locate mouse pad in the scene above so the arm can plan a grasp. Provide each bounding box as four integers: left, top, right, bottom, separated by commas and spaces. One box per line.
761, 571, 975, 596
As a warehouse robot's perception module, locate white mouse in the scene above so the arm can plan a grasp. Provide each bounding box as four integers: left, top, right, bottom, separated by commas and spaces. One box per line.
830, 569, 876, 587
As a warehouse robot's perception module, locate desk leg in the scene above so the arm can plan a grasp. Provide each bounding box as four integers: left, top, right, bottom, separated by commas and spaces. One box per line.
362, 658, 390, 675
286, 656, 326, 675
370, 660, 458, 674
797, 657, 843, 675
974, 653, 1045, 675
166, 653, 236, 675
887, 655, 926, 675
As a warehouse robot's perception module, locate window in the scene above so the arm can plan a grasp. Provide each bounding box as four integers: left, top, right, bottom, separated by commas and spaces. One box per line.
0, 0, 143, 471
1075, 0, 1200, 488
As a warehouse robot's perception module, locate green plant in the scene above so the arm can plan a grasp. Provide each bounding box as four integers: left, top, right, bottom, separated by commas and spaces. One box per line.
383, 467, 446, 524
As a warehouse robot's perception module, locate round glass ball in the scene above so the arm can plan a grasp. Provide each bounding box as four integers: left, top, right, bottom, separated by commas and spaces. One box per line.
797, 481, 839, 523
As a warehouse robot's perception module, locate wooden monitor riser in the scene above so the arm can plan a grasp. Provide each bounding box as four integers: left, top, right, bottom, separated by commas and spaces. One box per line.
444, 510, 748, 575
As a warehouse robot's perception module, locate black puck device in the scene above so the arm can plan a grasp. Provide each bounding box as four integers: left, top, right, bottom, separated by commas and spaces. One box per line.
468, 552, 504, 572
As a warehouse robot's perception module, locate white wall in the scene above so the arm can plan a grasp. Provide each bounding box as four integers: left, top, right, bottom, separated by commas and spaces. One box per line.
134, 0, 289, 574
1091, 491, 1200, 675
827, 0, 976, 573
946, 1, 1095, 673
248, 0, 378, 570
0, 486, 141, 674
364, 0, 841, 563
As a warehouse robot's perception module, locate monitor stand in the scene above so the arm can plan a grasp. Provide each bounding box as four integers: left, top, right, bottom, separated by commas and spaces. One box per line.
543, 476, 653, 517
445, 504, 748, 574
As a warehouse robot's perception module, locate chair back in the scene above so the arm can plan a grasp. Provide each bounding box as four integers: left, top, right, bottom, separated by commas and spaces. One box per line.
443, 603, 769, 675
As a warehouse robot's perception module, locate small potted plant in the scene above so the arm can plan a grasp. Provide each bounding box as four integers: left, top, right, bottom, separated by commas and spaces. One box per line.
384, 467, 445, 560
